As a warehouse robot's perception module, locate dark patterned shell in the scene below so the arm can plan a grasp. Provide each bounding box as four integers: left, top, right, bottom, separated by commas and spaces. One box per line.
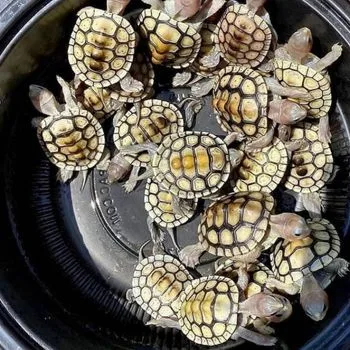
68, 7, 136, 88
215, 4, 272, 67
178, 276, 239, 346
132, 254, 193, 320
213, 65, 268, 138
274, 59, 332, 118
271, 218, 340, 284
153, 132, 231, 199
284, 122, 333, 193
235, 137, 288, 193
114, 99, 184, 167
144, 179, 198, 228
199, 192, 275, 258
110, 51, 155, 103
77, 84, 114, 121
37, 109, 105, 171
190, 24, 227, 78
137, 9, 202, 69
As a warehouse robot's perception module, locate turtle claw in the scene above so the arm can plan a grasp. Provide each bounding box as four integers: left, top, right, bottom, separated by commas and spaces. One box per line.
178, 243, 204, 268
123, 180, 137, 193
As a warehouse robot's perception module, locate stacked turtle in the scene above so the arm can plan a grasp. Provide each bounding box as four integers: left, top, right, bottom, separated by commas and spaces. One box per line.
28, 0, 349, 347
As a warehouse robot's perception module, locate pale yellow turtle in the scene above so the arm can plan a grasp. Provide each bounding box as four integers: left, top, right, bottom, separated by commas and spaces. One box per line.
179, 191, 311, 268
268, 218, 349, 321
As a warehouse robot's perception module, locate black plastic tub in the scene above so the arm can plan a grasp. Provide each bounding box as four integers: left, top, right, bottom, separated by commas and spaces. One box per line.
0, 0, 350, 349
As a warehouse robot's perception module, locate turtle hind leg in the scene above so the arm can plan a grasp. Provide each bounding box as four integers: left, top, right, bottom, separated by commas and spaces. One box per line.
319, 115, 331, 144
233, 326, 277, 346
123, 166, 140, 193
146, 317, 180, 329
178, 242, 205, 268
147, 216, 165, 255
324, 257, 349, 278
245, 124, 276, 152
125, 289, 135, 302
57, 169, 74, 183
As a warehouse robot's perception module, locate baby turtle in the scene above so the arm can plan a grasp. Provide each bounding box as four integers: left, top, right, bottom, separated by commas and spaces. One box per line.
273, 59, 333, 143
216, 260, 289, 335
127, 251, 193, 324
68, 5, 138, 89
268, 218, 349, 321
284, 122, 334, 217
234, 137, 289, 193
179, 191, 311, 268
119, 131, 245, 199
110, 99, 184, 191
176, 276, 290, 346
137, 0, 225, 68
144, 178, 198, 253
29, 76, 107, 184
214, 1, 272, 67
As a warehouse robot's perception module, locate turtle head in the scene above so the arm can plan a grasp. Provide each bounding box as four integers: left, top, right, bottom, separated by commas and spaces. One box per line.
229, 149, 244, 169
270, 213, 311, 241
106, 0, 131, 15
246, 0, 267, 12
175, 0, 201, 19
241, 292, 293, 321
300, 274, 329, 321
286, 27, 313, 61
29, 85, 60, 116
106, 153, 132, 184
268, 99, 307, 125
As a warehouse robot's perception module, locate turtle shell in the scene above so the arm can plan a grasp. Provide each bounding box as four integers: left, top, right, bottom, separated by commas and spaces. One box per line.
152, 131, 231, 199
178, 276, 239, 346
284, 122, 334, 193
114, 99, 184, 167
273, 59, 332, 118
190, 24, 227, 78
144, 178, 198, 229
37, 109, 105, 171
215, 4, 272, 67
198, 192, 275, 258
271, 218, 340, 285
137, 9, 202, 69
68, 7, 136, 88
77, 84, 114, 121
234, 137, 288, 193
213, 65, 269, 139
110, 51, 155, 103
132, 254, 193, 320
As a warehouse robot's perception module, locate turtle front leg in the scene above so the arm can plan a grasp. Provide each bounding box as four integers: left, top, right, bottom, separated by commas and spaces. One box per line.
266, 277, 300, 295
96, 148, 111, 171
319, 114, 332, 144
146, 317, 181, 329
199, 49, 221, 69
266, 77, 313, 100
147, 216, 165, 255
172, 72, 193, 87
125, 289, 135, 302
123, 166, 140, 193
166, 227, 180, 253
233, 326, 277, 347
237, 265, 250, 291
234, 246, 262, 264
309, 43, 343, 72
178, 242, 205, 268
119, 143, 159, 157
120, 73, 144, 94
324, 257, 350, 278
253, 318, 275, 335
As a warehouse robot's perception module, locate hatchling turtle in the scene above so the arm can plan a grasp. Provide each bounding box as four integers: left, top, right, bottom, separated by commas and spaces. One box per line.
159, 276, 291, 346
68, 5, 141, 90
284, 122, 334, 218
144, 178, 198, 253
126, 250, 193, 325
137, 0, 225, 68
233, 137, 289, 193
178, 191, 311, 268
29, 76, 108, 184
215, 260, 291, 335
273, 59, 333, 144
212, 65, 309, 142
214, 1, 272, 68
120, 131, 245, 200
108, 99, 184, 192
267, 218, 349, 321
